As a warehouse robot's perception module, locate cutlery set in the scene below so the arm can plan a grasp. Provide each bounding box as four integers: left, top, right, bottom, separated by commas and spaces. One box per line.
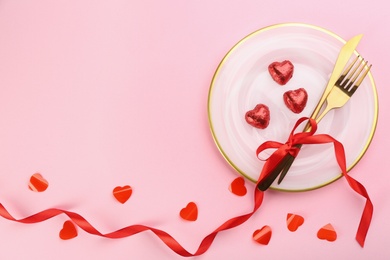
257, 34, 372, 191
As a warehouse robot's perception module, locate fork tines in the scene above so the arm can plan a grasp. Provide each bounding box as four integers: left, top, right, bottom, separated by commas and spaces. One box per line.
337, 55, 372, 94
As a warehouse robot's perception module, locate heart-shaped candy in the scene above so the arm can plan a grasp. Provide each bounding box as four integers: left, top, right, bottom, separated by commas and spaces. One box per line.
180, 202, 198, 221
229, 177, 247, 196
253, 225, 272, 245
268, 60, 294, 85
28, 173, 49, 192
113, 185, 133, 204
286, 213, 304, 232
245, 104, 270, 129
59, 220, 78, 240
283, 88, 308, 114
317, 223, 337, 242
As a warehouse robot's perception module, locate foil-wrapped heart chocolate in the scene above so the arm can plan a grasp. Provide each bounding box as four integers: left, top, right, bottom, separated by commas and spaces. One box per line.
245, 104, 270, 129
283, 88, 308, 114
268, 60, 294, 85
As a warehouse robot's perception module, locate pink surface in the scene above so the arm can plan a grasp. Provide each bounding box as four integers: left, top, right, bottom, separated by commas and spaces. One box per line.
0, 1, 388, 259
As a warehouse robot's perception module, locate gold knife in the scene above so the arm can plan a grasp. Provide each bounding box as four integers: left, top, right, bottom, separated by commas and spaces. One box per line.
257, 34, 363, 191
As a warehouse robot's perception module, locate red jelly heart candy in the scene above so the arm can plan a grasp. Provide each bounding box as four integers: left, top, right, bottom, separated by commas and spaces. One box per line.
180, 202, 198, 221
317, 223, 337, 242
59, 220, 78, 240
286, 213, 304, 232
245, 104, 270, 129
268, 60, 294, 85
28, 173, 49, 192
283, 88, 308, 114
229, 177, 247, 196
113, 185, 133, 204
253, 225, 272, 245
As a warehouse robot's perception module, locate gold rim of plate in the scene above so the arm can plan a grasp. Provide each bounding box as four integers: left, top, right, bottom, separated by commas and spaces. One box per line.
207, 22, 379, 192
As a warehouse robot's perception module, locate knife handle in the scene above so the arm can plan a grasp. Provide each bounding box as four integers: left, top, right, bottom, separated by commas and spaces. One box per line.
257, 143, 303, 190
256, 154, 291, 191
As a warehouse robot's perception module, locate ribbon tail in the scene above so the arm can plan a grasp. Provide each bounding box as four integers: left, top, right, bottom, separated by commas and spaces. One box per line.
0, 188, 265, 257
193, 188, 264, 255
331, 136, 373, 247
356, 197, 373, 247
342, 173, 373, 247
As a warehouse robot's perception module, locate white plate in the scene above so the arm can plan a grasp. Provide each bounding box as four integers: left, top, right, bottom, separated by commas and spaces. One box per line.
208, 23, 378, 191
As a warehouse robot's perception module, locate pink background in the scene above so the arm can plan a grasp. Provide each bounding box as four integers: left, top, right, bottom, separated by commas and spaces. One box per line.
0, 1, 388, 259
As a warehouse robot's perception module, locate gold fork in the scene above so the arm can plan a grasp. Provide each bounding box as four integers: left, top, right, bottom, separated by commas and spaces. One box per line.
314, 55, 372, 124
257, 56, 372, 191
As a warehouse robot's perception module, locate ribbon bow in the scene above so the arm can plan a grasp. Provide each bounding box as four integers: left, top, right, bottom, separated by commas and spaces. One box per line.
255, 117, 373, 247
256, 117, 318, 183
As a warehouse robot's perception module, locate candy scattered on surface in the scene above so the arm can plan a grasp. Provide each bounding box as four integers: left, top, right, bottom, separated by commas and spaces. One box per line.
268, 60, 294, 85
283, 88, 308, 113
245, 104, 270, 129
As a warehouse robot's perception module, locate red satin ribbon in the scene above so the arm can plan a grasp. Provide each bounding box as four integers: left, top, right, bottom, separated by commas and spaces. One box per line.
0, 117, 372, 256
0, 191, 264, 257
256, 117, 373, 247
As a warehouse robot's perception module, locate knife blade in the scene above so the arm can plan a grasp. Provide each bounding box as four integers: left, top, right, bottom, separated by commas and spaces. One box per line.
257, 34, 363, 191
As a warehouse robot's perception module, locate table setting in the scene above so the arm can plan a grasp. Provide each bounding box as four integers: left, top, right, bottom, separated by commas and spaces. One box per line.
0, 1, 389, 259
